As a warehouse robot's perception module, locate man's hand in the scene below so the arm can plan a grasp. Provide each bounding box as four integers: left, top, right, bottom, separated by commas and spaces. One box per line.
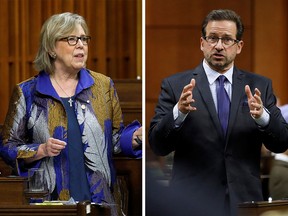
245, 85, 263, 119
178, 78, 197, 114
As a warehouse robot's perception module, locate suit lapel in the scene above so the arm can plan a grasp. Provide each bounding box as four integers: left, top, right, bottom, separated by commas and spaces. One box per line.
226, 68, 246, 138
193, 65, 223, 135
194, 65, 247, 142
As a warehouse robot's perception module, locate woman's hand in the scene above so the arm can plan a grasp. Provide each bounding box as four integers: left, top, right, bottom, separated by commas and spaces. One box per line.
24, 138, 66, 164
43, 138, 66, 157
132, 126, 142, 149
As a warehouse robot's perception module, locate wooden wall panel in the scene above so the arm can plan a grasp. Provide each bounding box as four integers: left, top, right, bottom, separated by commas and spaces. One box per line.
86, 0, 107, 75
146, 28, 201, 100
106, 0, 138, 78
146, 0, 252, 26
0, 1, 9, 117
0, 0, 142, 124
254, 0, 288, 104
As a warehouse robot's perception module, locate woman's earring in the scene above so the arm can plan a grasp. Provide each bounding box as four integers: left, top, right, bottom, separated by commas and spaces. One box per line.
50, 53, 56, 59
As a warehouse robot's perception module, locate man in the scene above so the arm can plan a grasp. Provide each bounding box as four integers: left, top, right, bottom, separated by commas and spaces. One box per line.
148, 9, 288, 216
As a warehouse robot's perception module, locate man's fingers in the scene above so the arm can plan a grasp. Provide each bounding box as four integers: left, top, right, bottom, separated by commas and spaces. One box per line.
254, 88, 262, 103
245, 85, 253, 99
254, 88, 261, 96
183, 83, 192, 94
178, 79, 196, 113
190, 78, 196, 87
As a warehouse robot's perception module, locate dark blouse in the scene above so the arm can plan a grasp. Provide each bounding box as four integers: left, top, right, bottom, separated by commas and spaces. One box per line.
62, 97, 91, 201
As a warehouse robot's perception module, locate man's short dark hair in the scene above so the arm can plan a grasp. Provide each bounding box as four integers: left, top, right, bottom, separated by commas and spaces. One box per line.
201, 9, 244, 40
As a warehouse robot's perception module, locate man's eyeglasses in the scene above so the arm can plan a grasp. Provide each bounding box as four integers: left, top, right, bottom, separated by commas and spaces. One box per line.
59, 36, 91, 46
203, 36, 239, 48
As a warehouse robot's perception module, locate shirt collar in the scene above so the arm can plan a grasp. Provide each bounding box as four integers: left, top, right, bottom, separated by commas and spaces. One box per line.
36, 68, 94, 97
202, 60, 233, 85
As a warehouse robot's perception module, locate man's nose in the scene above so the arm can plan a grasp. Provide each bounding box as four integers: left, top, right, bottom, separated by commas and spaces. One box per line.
214, 38, 224, 49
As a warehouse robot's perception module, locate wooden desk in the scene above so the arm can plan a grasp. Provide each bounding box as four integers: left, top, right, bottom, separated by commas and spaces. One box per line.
0, 158, 12, 177
114, 157, 142, 216
0, 177, 27, 205
0, 158, 142, 215
0, 201, 110, 216
238, 200, 288, 216
0, 205, 77, 216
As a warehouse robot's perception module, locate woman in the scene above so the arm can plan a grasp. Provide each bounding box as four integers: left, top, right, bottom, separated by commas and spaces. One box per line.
0, 12, 142, 214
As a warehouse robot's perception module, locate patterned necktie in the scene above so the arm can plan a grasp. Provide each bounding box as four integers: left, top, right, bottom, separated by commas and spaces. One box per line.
217, 75, 230, 135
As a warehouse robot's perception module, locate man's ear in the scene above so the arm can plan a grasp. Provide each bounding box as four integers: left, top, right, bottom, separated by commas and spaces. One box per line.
236, 40, 244, 54
200, 37, 204, 51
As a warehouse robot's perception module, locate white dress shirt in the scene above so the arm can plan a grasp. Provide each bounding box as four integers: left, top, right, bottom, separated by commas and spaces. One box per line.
173, 60, 270, 127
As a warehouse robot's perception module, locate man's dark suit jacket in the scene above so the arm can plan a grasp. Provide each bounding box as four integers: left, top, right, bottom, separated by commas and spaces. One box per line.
148, 64, 288, 216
